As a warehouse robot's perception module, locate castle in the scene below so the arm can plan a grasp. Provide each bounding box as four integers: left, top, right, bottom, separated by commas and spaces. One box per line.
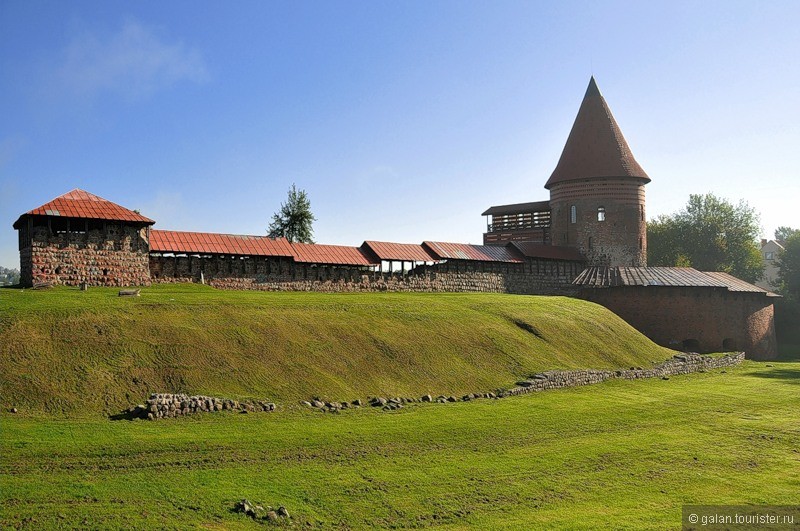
12, 78, 778, 359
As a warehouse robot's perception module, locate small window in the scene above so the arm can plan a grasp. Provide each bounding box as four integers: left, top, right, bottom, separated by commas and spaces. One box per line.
640, 205, 644, 221
765, 251, 774, 260
597, 207, 605, 222
570, 205, 577, 224
51, 217, 69, 235
588, 237, 593, 250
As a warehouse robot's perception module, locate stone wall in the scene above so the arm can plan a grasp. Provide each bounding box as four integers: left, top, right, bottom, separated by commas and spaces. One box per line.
577, 286, 778, 360
504, 352, 744, 396
149, 254, 583, 295
20, 223, 151, 287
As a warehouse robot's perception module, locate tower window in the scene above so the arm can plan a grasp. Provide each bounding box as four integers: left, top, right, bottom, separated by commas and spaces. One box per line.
597, 207, 606, 222
588, 237, 593, 249
640, 205, 644, 221
570, 205, 576, 224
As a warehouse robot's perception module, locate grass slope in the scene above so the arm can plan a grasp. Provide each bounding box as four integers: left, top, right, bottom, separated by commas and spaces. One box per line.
2, 361, 798, 529
0, 284, 674, 415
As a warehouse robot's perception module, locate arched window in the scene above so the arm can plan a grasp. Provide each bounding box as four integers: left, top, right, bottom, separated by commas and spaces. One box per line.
597, 207, 606, 222
570, 205, 577, 224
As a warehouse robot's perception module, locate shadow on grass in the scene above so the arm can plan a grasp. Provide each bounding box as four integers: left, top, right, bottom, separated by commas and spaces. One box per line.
109, 408, 146, 421
746, 361, 800, 385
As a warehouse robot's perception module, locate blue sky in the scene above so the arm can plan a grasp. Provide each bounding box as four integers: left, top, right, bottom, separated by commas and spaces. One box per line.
1, 1, 798, 269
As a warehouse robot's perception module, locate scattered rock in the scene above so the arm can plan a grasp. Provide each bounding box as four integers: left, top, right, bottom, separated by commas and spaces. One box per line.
10, 407, 18, 414
421, 394, 432, 402
661, 376, 670, 380
236, 499, 259, 518
265, 511, 279, 521
351, 399, 362, 407
277, 506, 289, 518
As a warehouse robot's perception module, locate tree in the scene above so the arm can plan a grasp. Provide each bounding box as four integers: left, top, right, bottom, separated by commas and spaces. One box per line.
775, 231, 800, 299
0, 266, 20, 286
647, 193, 764, 283
774, 226, 799, 242
267, 184, 316, 243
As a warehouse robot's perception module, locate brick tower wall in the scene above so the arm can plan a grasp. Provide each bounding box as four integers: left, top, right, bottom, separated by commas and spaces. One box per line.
549, 178, 646, 267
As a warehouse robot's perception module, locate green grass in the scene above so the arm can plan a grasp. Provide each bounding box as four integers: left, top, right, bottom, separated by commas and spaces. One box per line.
0, 284, 675, 415
2, 360, 798, 529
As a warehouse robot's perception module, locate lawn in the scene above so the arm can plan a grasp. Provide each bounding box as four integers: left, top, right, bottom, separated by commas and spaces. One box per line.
2, 359, 798, 529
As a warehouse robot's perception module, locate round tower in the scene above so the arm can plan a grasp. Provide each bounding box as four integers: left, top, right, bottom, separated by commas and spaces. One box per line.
545, 77, 650, 267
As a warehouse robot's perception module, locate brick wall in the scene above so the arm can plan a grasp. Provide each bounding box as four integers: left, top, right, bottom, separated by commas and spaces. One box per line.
577, 286, 778, 360
21, 224, 151, 287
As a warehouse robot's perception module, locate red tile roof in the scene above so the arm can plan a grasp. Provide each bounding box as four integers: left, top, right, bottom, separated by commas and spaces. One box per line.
13, 188, 154, 228
509, 242, 586, 261
545, 77, 650, 189
423, 241, 524, 263
481, 200, 551, 217
362, 241, 438, 262
291, 242, 378, 266
150, 230, 294, 257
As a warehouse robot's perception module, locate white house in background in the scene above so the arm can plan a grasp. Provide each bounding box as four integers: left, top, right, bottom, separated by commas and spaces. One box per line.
756, 239, 785, 290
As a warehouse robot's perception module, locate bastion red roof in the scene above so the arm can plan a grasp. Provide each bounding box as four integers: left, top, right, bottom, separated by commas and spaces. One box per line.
573, 267, 779, 296
13, 188, 155, 229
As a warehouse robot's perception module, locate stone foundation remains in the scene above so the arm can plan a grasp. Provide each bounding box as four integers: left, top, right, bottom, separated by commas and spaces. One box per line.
126, 393, 276, 420
504, 352, 744, 396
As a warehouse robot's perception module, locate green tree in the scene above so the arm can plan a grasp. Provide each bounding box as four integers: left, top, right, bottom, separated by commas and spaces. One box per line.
647, 193, 764, 283
775, 231, 800, 299
267, 184, 316, 243
774, 226, 799, 242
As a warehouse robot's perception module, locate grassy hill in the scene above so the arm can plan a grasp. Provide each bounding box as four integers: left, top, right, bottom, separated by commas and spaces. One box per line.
0, 284, 675, 415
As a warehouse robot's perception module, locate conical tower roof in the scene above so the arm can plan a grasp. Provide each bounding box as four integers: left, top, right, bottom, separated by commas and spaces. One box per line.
544, 77, 649, 189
